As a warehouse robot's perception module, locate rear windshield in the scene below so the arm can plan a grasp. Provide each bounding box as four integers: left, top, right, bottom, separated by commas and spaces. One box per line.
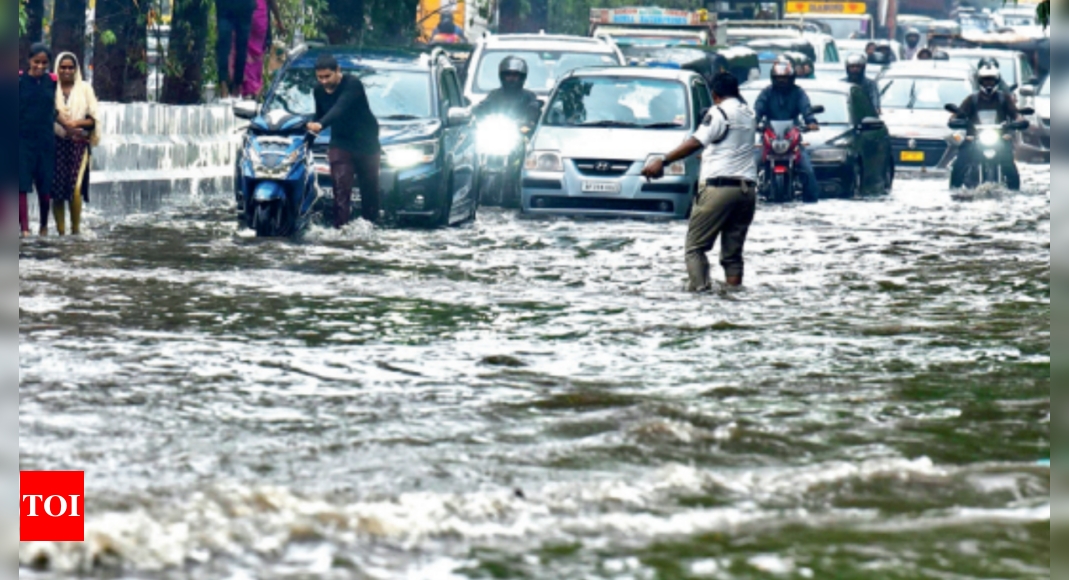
474, 50, 622, 94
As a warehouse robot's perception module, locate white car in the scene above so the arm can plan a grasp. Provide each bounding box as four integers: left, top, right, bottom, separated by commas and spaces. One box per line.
463, 34, 626, 107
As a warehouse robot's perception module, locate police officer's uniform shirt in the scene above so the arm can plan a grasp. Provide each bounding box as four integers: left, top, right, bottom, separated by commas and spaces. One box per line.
691, 98, 757, 183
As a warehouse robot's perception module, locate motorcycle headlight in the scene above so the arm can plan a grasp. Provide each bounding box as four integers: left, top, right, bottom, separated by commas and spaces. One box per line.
525, 151, 563, 172
385, 140, 439, 168
811, 148, 848, 163
477, 117, 522, 155
979, 129, 1001, 147
772, 139, 791, 155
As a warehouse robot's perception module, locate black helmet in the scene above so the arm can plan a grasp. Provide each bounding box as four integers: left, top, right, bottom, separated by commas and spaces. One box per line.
845, 53, 867, 82
905, 27, 922, 48
499, 56, 528, 91
771, 59, 796, 91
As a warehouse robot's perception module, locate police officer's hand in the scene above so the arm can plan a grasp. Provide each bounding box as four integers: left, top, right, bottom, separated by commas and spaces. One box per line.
642, 158, 665, 182
307, 122, 323, 135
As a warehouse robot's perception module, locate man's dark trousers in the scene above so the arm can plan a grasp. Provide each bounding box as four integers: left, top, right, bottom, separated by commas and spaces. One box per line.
329, 148, 381, 227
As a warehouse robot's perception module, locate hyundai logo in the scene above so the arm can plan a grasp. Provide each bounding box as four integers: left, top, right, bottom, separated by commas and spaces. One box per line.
595, 162, 612, 172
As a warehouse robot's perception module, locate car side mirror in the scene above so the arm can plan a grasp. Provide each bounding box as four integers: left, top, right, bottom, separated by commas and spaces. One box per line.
944, 104, 961, 115
448, 107, 472, 127
810, 105, 826, 115
233, 100, 258, 120
859, 117, 885, 130
1019, 86, 1036, 98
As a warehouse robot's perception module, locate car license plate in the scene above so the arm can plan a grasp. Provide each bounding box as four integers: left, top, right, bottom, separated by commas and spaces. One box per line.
900, 151, 925, 163
581, 181, 622, 194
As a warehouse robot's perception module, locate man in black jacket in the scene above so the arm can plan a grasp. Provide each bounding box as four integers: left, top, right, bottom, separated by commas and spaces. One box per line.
308, 54, 382, 227
473, 56, 542, 132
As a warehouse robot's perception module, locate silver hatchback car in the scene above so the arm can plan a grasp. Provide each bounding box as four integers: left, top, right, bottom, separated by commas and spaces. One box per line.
521, 68, 710, 219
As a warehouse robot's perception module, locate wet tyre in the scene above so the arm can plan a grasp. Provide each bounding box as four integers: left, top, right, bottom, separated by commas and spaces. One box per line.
850, 162, 863, 198
254, 205, 273, 238
771, 173, 790, 203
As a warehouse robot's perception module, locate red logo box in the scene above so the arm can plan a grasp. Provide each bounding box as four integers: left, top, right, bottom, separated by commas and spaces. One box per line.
20, 472, 85, 542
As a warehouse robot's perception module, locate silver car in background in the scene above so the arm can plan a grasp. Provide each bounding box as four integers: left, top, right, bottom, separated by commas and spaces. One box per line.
1020, 76, 1050, 162
522, 68, 710, 219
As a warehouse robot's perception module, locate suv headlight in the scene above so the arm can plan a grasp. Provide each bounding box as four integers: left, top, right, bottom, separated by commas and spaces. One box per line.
525, 151, 563, 172
979, 129, 1001, 147
384, 140, 439, 168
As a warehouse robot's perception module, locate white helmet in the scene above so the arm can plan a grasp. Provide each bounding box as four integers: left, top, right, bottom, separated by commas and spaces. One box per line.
977, 65, 1001, 96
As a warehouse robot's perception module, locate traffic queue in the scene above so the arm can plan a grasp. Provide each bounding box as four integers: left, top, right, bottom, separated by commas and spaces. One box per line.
228, 4, 1049, 238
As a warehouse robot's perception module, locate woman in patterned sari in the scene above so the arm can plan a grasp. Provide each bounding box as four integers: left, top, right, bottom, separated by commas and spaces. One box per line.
52, 52, 99, 236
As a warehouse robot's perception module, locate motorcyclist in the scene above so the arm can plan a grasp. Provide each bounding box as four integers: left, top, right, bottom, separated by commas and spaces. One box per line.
949, 64, 1022, 190
754, 59, 820, 203
843, 54, 881, 115
472, 56, 542, 133
903, 28, 924, 60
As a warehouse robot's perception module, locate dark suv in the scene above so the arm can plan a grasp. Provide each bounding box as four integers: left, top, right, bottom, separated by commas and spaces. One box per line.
240, 47, 479, 227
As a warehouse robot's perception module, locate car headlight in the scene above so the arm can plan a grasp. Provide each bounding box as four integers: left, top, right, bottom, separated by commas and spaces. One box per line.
385, 140, 439, 168
645, 155, 686, 176
525, 151, 563, 172
950, 131, 966, 144
477, 116, 522, 155
979, 129, 1001, 147
810, 148, 848, 163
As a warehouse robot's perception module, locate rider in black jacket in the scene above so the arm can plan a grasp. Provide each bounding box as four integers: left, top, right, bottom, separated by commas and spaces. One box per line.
473, 56, 542, 132
949, 64, 1022, 190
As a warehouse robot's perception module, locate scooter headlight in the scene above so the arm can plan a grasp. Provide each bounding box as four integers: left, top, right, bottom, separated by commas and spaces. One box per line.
384, 140, 439, 168
477, 117, 522, 155
979, 129, 1001, 147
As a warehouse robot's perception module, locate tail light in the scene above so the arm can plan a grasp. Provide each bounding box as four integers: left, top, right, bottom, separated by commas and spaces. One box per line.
773, 165, 789, 175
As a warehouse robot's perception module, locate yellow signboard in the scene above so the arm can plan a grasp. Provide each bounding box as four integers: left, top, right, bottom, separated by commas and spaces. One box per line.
786, 2, 868, 15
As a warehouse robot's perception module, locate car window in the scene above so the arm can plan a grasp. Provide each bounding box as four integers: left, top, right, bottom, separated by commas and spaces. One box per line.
882, 77, 972, 110
693, 81, 712, 127
825, 42, 840, 64
266, 67, 433, 120
544, 77, 690, 129
439, 69, 463, 110
474, 50, 622, 95
1020, 57, 1035, 85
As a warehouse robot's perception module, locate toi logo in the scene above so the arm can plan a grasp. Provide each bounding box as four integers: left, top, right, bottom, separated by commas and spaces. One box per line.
20, 472, 85, 542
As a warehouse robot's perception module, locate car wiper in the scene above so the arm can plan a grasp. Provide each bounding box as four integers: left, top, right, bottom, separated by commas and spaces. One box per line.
907, 83, 918, 110
642, 122, 685, 129
579, 120, 641, 128
381, 114, 422, 121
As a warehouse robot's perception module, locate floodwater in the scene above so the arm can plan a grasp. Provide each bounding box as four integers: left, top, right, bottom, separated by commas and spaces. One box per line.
19, 168, 1050, 579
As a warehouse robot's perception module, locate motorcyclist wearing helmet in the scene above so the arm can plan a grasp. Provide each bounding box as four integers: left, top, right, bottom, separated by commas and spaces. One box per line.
754, 59, 821, 203
949, 64, 1022, 190
473, 56, 542, 132
903, 28, 924, 60
843, 54, 881, 115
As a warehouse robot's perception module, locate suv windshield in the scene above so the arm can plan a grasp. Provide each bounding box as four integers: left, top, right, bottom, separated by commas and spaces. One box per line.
265, 67, 433, 120
544, 77, 689, 129
475, 50, 621, 94
882, 77, 973, 110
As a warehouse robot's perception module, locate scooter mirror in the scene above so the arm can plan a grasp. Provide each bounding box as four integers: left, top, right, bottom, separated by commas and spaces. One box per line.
810, 105, 826, 115
233, 101, 259, 120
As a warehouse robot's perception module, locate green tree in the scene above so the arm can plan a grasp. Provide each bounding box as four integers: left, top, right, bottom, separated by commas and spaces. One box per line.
161, 0, 212, 103
19, 0, 44, 65
93, 0, 150, 102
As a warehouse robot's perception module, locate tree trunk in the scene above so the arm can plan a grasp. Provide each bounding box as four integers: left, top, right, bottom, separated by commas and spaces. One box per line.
160, 0, 210, 104
324, 0, 365, 45
92, 0, 149, 102
19, 0, 45, 69
527, 0, 547, 34
51, 0, 88, 64
498, 0, 520, 33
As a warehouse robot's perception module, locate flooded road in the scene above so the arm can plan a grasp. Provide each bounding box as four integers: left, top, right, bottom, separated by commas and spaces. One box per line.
19, 168, 1050, 579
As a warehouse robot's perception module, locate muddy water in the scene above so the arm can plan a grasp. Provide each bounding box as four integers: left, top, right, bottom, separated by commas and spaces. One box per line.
18, 168, 1050, 579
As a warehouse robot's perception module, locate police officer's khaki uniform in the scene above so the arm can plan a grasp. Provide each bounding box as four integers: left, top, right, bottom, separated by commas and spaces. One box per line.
687, 98, 759, 291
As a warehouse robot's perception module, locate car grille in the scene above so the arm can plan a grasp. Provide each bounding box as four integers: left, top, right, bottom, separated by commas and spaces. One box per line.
531, 196, 674, 214
573, 159, 633, 177
892, 138, 948, 168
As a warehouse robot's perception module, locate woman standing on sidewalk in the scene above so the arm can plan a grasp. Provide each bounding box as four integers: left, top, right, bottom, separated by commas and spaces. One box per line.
237, 0, 285, 98
52, 52, 99, 236
19, 43, 59, 237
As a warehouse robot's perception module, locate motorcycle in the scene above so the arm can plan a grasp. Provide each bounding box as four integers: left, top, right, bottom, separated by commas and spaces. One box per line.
945, 104, 1033, 188
475, 115, 526, 208
237, 111, 319, 238
758, 106, 824, 204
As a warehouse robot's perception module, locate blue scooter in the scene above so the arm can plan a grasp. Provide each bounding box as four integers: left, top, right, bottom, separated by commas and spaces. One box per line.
236, 109, 319, 238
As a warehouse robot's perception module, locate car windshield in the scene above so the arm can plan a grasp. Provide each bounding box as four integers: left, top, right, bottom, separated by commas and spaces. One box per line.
265, 67, 433, 120
544, 77, 689, 129
947, 54, 1017, 84
1040, 78, 1050, 96
959, 15, 993, 33
806, 17, 871, 40
882, 77, 973, 110
474, 50, 622, 94
807, 91, 851, 124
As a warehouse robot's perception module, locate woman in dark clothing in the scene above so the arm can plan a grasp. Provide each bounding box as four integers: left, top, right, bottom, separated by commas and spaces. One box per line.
216, 0, 257, 99
19, 43, 60, 237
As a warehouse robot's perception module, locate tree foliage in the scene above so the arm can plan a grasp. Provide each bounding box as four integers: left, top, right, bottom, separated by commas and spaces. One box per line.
161, 0, 212, 104
92, 0, 150, 102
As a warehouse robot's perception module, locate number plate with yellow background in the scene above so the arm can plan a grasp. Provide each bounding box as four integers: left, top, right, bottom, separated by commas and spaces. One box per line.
900, 151, 926, 162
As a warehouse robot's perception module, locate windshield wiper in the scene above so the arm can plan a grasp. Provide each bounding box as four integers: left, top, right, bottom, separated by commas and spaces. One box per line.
579, 120, 641, 128
907, 83, 918, 110
642, 122, 684, 129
